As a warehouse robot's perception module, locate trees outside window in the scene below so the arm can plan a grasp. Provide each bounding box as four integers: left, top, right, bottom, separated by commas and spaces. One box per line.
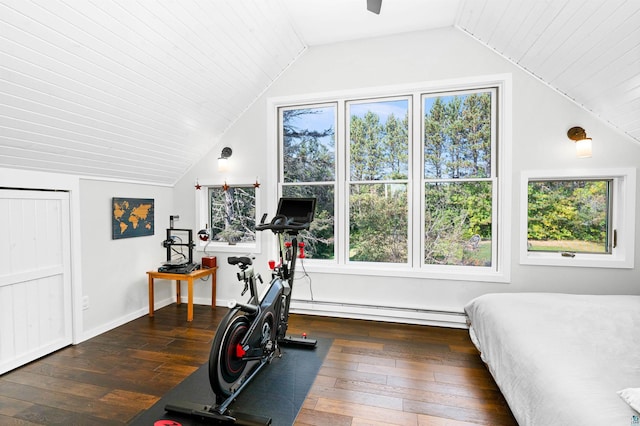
280, 105, 336, 259
520, 168, 636, 269
209, 185, 256, 244
348, 99, 409, 263
423, 91, 494, 267
527, 179, 611, 254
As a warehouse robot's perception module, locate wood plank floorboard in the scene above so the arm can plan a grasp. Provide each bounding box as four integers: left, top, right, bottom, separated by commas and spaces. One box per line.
0, 304, 517, 425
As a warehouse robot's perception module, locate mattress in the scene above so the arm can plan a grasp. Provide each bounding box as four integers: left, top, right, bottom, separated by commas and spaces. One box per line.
464, 293, 640, 426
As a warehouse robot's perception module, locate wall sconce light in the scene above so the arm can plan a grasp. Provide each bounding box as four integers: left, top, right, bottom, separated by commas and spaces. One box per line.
567, 126, 592, 158
218, 147, 232, 172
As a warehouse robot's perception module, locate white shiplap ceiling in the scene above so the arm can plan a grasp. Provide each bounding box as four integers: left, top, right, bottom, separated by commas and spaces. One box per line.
1, 0, 638, 186
457, 0, 640, 146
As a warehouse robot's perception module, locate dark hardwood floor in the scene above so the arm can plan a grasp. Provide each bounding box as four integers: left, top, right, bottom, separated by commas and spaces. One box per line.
0, 304, 517, 425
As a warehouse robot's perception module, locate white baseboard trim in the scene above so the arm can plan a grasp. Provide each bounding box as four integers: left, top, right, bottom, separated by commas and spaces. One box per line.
288, 299, 468, 329
79, 297, 468, 344
178, 296, 216, 306
79, 297, 175, 342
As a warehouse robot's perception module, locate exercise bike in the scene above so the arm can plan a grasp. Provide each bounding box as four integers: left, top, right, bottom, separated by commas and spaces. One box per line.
165, 197, 317, 425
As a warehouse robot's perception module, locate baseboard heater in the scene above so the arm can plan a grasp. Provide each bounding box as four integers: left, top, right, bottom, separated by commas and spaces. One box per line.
289, 299, 468, 329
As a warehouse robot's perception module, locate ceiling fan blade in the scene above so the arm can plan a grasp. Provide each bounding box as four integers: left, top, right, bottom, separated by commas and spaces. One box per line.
367, 0, 382, 14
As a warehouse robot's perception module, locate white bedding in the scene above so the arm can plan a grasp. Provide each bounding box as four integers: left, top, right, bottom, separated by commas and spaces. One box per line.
464, 293, 640, 426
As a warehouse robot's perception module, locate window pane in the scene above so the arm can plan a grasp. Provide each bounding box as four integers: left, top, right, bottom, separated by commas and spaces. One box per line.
209, 186, 256, 244
282, 185, 335, 260
349, 183, 408, 263
424, 182, 492, 266
527, 180, 610, 253
349, 99, 409, 181
282, 106, 335, 183
423, 92, 492, 179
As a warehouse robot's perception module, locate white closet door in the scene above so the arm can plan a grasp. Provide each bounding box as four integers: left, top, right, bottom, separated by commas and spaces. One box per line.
0, 189, 72, 374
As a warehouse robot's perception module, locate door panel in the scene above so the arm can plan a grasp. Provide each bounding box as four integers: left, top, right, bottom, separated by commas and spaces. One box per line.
0, 189, 72, 374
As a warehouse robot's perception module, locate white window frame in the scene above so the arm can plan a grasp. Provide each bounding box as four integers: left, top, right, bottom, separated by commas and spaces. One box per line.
346, 95, 412, 267
279, 102, 339, 261
519, 168, 636, 268
195, 180, 262, 254
419, 87, 498, 276
267, 74, 512, 283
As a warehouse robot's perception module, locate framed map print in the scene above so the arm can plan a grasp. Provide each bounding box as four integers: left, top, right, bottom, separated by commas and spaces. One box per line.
112, 197, 154, 239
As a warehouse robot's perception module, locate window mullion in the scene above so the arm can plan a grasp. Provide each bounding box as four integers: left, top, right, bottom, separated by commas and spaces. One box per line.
412, 91, 423, 268
336, 99, 348, 265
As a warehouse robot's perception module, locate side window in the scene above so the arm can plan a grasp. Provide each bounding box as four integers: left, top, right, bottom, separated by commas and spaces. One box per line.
527, 179, 611, 254
196, 183, 260, 252
209, 185, 256, 244
520, 169, 636, 268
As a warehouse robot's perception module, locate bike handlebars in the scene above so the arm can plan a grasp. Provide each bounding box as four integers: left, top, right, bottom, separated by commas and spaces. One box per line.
255, 213, 310, 233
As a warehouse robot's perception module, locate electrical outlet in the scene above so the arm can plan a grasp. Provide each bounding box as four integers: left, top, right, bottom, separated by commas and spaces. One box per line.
82, 296, 89, 310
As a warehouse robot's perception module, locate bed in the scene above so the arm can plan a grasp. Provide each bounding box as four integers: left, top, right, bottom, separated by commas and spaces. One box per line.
464, 293, 640, 426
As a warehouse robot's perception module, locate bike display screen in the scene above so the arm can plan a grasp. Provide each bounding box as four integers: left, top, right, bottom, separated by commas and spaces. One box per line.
276, 197, 316, 223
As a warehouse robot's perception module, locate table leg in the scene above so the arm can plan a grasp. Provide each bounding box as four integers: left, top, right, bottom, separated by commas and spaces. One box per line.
176, 280, 181, 305
148, 275, 154, 317
211, 269, 217, 309
187, 278, 194, 322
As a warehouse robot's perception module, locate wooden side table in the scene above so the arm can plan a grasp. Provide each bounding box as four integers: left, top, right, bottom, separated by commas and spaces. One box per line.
147, 267, 217, 322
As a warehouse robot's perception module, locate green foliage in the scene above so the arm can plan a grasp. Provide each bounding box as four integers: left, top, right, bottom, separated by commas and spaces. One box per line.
527, 180, 609, 246
349, 184, 408, 263
281, 107, 337, 259
350, 109, 408, 180
283, 108, 335, 183
423, 92, 493, 266
424, 93, 491, 179
282, 184, 335, 259
424, 182, 492, 266
280, 93, 495, 266
346, 100, 410, 263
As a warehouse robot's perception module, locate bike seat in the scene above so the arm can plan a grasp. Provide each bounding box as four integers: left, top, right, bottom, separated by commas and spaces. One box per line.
228, 256, 253, 267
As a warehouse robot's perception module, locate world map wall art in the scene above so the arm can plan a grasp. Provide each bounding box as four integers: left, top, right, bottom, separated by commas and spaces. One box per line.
112, 197, 154, 239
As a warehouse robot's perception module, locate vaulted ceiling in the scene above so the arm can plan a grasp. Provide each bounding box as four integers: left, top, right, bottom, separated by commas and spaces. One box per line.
1, 0, 638, 185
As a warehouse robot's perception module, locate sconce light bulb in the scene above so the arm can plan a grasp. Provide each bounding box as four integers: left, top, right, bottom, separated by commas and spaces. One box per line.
575, 138, 592, 158
218, 157, 229, 172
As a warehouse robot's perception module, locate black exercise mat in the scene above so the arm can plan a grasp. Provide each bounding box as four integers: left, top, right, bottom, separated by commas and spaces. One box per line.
129, 337, 332, 426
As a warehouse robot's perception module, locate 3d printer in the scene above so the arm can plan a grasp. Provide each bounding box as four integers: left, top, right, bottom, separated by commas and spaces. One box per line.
158, 215, 200, 273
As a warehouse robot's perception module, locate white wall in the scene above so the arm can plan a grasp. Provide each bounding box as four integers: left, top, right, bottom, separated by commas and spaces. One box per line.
175, 27, 640, 326
78, 179, 174, 338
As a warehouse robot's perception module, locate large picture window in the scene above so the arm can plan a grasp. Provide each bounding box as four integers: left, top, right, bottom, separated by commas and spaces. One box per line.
272, 76, 511, 281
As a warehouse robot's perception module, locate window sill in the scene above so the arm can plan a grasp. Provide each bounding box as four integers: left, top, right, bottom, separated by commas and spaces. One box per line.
298, 260, 510, 283
520, 251, 633, 269
196, 242, 260, 254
